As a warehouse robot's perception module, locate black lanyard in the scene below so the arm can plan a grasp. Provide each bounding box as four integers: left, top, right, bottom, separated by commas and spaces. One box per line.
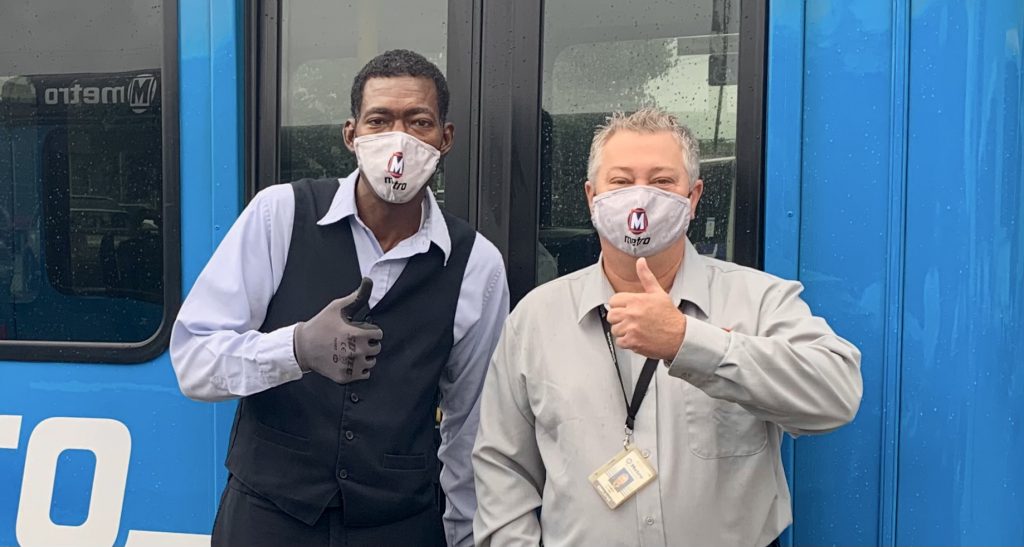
598, 307, 659, 435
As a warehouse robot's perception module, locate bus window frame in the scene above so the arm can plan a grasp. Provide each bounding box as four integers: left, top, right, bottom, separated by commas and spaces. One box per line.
248, 0, 480, 224
248, 0, 765, 305
0, 0, 182, 364
476, 0, 767, 303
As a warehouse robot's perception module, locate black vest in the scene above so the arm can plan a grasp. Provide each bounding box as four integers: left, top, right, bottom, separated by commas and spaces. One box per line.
225, 178, 475, 527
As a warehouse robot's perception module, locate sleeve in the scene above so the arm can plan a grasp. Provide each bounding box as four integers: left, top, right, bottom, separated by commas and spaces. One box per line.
667, 278, 863, 435
169, 184, 304, 402
437, 236, 510, 547
472, 318, 545, 547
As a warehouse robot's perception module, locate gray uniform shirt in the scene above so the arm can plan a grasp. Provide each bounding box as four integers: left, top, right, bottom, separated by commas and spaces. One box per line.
472, 239, 862, 547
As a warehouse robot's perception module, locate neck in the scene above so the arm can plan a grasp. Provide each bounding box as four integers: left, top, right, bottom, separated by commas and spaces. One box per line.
355, 174, 424, 253
602, 239, 686, 293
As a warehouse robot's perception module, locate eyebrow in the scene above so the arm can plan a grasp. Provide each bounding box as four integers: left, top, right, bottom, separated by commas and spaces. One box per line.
607, 166, 680, 175
403, 106, 437, 117
362, 106, 437, 118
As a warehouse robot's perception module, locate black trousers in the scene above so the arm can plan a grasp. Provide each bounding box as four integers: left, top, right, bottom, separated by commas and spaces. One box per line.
211, 477, 445, 547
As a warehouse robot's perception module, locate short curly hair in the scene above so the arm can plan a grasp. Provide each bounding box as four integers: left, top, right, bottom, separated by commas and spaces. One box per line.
588, 107, 701, 184
350, 49, 449, 122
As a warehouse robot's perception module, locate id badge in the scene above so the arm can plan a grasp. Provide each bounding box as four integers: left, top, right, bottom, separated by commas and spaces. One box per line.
588, 444, 657, 509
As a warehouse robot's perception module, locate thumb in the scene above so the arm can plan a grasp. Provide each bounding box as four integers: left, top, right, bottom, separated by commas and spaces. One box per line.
340, 277, 374, 320
635, 258, 665, 294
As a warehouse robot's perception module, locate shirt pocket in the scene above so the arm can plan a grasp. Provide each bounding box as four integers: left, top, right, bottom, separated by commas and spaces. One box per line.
684, 387, 767, 459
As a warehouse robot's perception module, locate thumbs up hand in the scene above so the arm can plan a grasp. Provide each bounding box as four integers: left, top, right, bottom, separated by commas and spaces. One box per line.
294, 278, 383, 384
605, 258, 687, 362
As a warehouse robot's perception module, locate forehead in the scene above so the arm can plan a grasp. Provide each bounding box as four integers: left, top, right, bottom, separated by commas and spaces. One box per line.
601, 130, 684, 171
359, 76, 439, 114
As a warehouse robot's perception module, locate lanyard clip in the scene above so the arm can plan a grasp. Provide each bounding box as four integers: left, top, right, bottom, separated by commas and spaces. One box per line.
623, 424, 634, 449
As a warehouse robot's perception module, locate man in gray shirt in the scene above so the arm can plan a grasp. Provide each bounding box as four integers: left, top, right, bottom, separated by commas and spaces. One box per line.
472, 107, 862, 547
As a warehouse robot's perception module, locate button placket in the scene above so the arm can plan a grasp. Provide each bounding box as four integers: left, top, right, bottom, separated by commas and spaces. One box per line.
632, 352, 666, 547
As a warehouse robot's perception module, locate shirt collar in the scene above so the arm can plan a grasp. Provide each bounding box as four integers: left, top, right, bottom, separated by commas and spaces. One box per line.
316, 169, 453, 263
575, 238, 710, 323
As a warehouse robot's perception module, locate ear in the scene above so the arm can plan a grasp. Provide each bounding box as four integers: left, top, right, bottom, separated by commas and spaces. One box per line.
688, 178, 704, 216
439, 122, 455, 156
585, 180, 596, 210
343, 119, 357, 152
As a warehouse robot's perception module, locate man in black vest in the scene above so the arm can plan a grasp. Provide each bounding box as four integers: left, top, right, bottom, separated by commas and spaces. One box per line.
170, 49, 509, 547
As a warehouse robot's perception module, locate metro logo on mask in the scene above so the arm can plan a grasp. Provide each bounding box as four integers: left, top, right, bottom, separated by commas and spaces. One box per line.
591, 186, 692, 258
627, 209, 648, 235
387, 152, 404, 179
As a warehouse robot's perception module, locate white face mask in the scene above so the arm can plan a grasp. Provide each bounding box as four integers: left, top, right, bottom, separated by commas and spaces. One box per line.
353, 131, 441, 203
590, 185, 692, 257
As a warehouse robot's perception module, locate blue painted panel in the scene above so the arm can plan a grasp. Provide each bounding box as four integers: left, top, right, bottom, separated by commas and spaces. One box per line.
0, 0, 243, 545
764, 1, 806, 545
175, 0, 245, 534
208, 0, 246, 518
898, 0, 1024, 544
50, 450, 96, 526
792, 1, 894, 544
765, 0, 804, 282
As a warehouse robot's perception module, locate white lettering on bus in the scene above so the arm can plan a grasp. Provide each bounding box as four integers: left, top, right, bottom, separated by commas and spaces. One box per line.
40, 74, 154, 113
0, 414, 210, 545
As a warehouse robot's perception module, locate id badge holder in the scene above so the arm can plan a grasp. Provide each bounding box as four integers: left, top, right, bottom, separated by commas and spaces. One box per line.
588, 443, 657, 509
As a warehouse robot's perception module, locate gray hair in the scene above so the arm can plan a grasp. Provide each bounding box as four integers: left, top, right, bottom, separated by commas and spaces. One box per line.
587, 107, 701, 184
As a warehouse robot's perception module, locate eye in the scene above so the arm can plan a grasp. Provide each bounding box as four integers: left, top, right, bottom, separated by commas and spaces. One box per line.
413, 118, 435, 128
653, 178, 675, 185
609, 178, 630, 185
365, 117, 386, 127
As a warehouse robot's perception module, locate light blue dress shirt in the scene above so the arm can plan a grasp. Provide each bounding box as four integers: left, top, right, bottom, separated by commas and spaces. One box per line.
170, 170, 510, 547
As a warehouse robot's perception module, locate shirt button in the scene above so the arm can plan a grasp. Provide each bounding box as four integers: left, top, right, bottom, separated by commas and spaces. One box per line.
350, 393, 360, 403
645, 516, 655, 526
344, 430, 355, 441
641, 449, 651, 458
338, 469, 348, 480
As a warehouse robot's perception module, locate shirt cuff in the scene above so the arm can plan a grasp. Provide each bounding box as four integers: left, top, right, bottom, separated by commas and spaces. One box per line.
666, 317, 731, 385
257, 324, 304, 387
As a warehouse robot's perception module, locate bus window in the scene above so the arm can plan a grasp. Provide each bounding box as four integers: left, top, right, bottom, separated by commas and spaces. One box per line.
0, 1, 174, 352
275, 0, 448, 204
538, 0, 743, 283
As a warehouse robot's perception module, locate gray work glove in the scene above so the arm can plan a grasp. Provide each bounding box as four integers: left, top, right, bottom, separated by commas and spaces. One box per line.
294, 278, 383, 384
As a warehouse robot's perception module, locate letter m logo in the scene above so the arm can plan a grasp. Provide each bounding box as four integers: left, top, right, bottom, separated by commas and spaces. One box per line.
627, 208, 648, 235
387, 152, 404, 178
127, 74, 158, 114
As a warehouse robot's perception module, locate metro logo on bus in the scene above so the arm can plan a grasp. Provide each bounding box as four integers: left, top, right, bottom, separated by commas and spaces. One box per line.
627, 208, 648, 235
127, 74, 158, 114
40, 72, 159, 114
387, 152, 405, 179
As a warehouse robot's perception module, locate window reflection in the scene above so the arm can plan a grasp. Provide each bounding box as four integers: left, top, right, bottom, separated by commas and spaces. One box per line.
279, 0, 448, 204
0, 1, 165, 343
538, 0, 742, 283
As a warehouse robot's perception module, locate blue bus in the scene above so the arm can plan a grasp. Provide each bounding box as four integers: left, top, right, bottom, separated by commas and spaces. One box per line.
1, 0, 1021, 545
